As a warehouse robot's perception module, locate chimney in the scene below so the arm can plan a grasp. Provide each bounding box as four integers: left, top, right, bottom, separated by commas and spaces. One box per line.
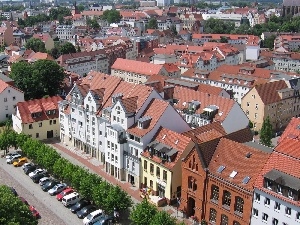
163, 85, 175, 100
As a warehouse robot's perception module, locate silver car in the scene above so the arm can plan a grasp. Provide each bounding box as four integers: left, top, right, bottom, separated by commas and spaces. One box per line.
6, 154, 21, 164
48, 183, 67, 196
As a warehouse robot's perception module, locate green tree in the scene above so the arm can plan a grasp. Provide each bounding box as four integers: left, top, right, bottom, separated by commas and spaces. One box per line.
78, 4, 85, 12
130, 199, 158, 225
150, 211, 177, 225
147, 18, 158, 29
87, 18, 100, 29
49, 46, 60, 59
60, 42, 77, 55
263, 34, 276, 49
220, 36, 228, 43
204, 18, 235, 34
260, 116, 273, 147
10, 60, 65, 100
25, 38, 46, 52
0, 185, 38, 225
49, 7, 71, 20
101, 9, 122, 24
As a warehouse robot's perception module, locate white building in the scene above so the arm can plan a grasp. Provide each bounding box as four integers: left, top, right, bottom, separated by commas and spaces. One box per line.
251, 151, 300, 225
156, 0, 170, 6
0, 79, 24, 122
56, 25, 75, 40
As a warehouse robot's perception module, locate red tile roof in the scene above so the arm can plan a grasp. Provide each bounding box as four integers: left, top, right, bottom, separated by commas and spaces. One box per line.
278, 117, 300, 143
209, 138, 271, 190
32, 33, 51, 42
111, 58, 164, 76
17, 96, 62, 124
275, 137, 300, 159
0, 79, 9, 93
173, 86, 235, 123
163, 63, 179, 73
254, 151, 300, 207
254, 80, 288, 105
128, 99, 169, 137
141, 127, 193, 169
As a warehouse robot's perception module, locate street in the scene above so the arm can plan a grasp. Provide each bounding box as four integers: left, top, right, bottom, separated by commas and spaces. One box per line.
0, 157, 82, 225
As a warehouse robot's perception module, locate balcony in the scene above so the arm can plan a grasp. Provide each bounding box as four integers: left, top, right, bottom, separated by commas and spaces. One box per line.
123, 151, 138, 161
234, 211, 243, 217
222, 204, 230, 211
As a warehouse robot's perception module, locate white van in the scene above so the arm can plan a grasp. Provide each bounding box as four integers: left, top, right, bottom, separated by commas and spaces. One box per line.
83, 209, 103, 225
61, 192, 81, 207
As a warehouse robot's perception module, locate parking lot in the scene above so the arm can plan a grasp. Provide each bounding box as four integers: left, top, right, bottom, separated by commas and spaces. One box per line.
0, 156, 82, 225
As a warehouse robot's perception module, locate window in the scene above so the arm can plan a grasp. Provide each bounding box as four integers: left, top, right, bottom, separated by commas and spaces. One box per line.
274, 202, 280, 211
156, 167, 160, 178
222, 190, 231, 208
126, 159, 129, 169
234, 196, 244, 214
209, 208, 217, 223
144, 160, 147, 171
288, 189, 293, 199
50, 120, 52, 125
266, 180, 272, 189
39, 122, 42, 127
29, 124, 33, 129
150, 163, 154, 174
247, 102, 250, 107
163, 170, 167, 181
150, 180, 153, 188
132, 162, 135, 170
262, 213, 268, 222
210, 185, 219, 202
296, 212, 300, 220
285, 207, 291, 216
255, 193, 260, 202
53, 120, 56, 124
36, 133, 39, 138
277, 185, 282, 194
254, 113, 258, 119
4, 97, 7, 102
220, 214, 228, 225
272, 218, 278, 225
253, 208, 258, 217
264, 197, 270, 206
233, 221, 241, 225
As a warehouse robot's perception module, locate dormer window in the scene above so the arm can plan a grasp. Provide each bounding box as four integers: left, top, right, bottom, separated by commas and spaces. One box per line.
137, 116, 152, 129
288, 190, 294, 199
266, 180, 272, 190
277, 185, 282, 194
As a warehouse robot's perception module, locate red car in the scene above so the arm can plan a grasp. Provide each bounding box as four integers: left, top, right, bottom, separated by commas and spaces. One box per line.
56, 188, 74, 201
29, 206, 40, 219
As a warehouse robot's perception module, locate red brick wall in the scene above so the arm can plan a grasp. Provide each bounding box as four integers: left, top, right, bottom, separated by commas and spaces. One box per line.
205, 177, 253, 225
181, 150, 207, 221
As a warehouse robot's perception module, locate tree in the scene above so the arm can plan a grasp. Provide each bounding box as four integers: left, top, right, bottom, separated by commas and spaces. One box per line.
78, 4, 85, 12
87, 18, 100, 30
10, 60, 65, 100
260, 116, 273, 147
263, 34, 276, 49
130, 199, 158, 225
0, 185, 38, 225
170, 25, 178, 35
25, 38, 46, 52
147, 18, 158, 29
49, 46, 60, 59
149, 211, 177, 225
101, 10, 122, 24
60, 42, 77, 55
204, 18, 235, 34
220, 36, 228, 43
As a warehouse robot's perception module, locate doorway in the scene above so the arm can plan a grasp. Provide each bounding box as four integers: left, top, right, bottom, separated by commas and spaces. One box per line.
47, 130, 53, 138
187, 197, 195, 217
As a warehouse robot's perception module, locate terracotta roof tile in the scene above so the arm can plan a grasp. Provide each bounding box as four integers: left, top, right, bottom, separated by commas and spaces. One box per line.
278, 117, 300, 143
163, 63, 180, 73
111, 58, 163, 76
141, 127, 192, 169
255, 80, 288, 105
255, 151, 300, 207
173, 86, 235, 123
0, 79, 9, 93
209, 138, 271, 190
17, 96, 62, 124
128, 99, 169, 137
275, 137, 300, 159
121, 96, 138, 113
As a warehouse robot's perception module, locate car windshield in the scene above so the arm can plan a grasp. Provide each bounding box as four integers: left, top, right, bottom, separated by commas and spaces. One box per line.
86, 214, 93, 220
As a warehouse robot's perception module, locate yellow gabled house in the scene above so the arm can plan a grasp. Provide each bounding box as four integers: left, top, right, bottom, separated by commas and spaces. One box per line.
140, 127, 194, 206
12, 96, 62, 140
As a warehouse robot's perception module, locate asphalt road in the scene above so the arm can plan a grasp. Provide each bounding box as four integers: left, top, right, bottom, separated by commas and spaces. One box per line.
0, 157, 82, 225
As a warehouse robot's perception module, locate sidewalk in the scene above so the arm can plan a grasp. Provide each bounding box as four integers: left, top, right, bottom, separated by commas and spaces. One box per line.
47, 139, 193, 225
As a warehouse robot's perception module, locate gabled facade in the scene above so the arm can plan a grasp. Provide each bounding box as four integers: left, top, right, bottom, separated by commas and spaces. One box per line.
0, 79, 24, 122
13, 96, 62, 140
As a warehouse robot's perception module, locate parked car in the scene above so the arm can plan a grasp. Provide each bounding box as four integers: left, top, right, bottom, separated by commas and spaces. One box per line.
19, 196, 28, 205
70, 199, 90, 213
29, 205, 40, 219
5, 152, 20, 159
77, 205, 97, 219
93, 215, 116, 225
23, 164, 37, 174
31, 173, 49, 183
22, 162, 33, 170
6, 154, 21, 164
29, 169, 46, 178
48, 183, 67, 196
62, 192, 81, 207
41, 180, 59, 192
9, 187, 17, 196
39, 177, 50, 186
13, 157, 28, 167
83, 209, 103, 225
56, 188, 74, 201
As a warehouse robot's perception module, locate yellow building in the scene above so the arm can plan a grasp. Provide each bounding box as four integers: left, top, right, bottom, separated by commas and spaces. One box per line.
140, 127, 194, 205
12, 96, 62, 140
241, 80, 300, 131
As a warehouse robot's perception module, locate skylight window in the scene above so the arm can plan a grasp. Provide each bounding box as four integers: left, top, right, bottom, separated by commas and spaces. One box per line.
229, 171, 238, 178
217, 165, 225, 173
242, 176, 251, 184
